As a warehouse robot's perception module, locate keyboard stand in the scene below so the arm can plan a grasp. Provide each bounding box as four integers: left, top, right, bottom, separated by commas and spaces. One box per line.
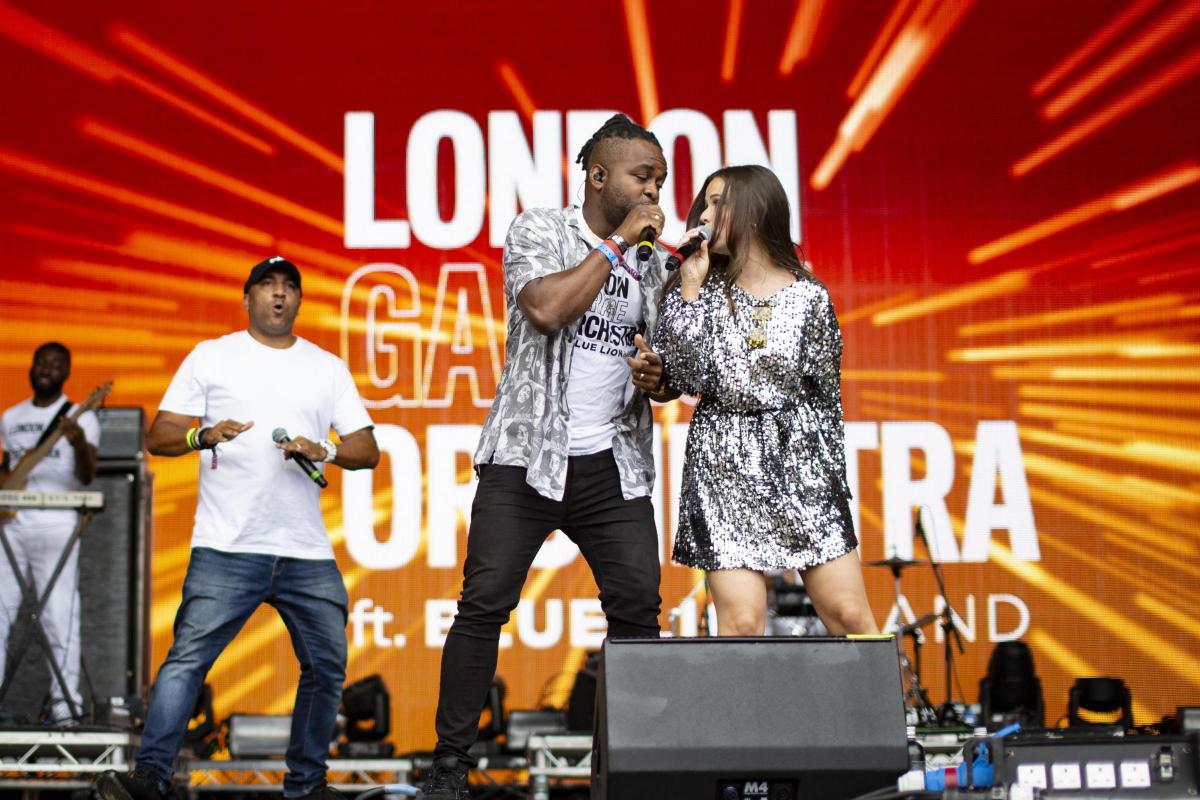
0, 505, 97, 722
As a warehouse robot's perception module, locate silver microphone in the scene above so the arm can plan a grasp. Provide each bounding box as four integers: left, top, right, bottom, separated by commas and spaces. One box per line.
272, 427, 328, 489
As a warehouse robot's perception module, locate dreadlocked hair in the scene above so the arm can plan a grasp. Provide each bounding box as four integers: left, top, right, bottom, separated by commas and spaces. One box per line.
575, 113, 662, 170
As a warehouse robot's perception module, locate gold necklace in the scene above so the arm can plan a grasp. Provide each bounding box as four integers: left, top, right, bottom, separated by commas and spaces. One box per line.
746, 302, 771, 349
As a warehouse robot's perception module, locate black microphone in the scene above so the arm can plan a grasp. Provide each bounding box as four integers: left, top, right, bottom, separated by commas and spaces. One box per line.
636, 226, 656, 262
272, 427, 328, 488
665, 225, 712, 271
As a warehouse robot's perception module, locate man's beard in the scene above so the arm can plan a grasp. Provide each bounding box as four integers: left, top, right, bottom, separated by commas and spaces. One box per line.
601, 191, 636, 230
30, 372, 65, 398
252, 302, 296, 333
254, 307, 295, 335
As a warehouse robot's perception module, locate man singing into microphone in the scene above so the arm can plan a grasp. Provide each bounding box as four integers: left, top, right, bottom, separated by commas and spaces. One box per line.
97, 257, 379, 800
416, 113, 671, 799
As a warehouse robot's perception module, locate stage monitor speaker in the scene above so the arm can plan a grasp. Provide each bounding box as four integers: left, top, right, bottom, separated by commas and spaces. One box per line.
592, 637, 908, 800
96, 407, 145, 459
82, 463, 152, 704
2, 462, 151, 723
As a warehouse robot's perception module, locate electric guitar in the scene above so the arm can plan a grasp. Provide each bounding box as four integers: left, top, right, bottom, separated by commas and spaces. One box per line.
0, 382, 112, 494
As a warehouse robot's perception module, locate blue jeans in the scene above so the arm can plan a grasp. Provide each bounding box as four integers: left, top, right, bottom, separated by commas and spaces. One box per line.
137, 547, 348, 796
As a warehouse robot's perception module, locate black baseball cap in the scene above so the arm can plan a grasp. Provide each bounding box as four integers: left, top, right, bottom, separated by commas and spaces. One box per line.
244, 256, 302, 294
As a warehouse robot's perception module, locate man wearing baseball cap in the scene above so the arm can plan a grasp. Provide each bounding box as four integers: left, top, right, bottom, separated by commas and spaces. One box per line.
97, 256, 380, 800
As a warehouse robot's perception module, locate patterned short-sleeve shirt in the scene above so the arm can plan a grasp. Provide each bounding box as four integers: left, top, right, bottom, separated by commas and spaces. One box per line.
474, 205, 668, 501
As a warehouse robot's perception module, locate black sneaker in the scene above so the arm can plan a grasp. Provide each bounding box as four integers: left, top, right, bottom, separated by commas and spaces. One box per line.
416, 757, 469, 799
289, 785, 348, 800
95, 766, 166, 800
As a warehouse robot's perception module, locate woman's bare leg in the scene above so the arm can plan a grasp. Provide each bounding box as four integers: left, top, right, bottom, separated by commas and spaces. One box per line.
802, 552, 879, 635
706, 568, 768, 636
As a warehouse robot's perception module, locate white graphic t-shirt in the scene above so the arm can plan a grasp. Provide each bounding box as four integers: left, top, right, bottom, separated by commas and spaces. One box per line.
1, 397, 100, 530
566, 207, 644, 455
159, 331, 373, 559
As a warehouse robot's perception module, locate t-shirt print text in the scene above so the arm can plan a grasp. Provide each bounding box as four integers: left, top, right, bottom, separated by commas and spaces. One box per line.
575, 272, 638, 358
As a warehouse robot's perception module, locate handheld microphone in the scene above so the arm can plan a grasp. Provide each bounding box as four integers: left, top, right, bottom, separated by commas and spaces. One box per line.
665, 225, 712, 271
636, 226, 656, 262
272, 427, 328, 488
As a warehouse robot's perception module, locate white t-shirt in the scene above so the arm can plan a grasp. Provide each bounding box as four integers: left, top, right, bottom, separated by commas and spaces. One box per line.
159, 331, 373, 559
1, 397, 100, 530
566, 208, 644, 455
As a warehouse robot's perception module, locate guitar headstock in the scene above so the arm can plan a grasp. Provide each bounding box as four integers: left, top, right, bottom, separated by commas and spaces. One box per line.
81, 381, 113, 411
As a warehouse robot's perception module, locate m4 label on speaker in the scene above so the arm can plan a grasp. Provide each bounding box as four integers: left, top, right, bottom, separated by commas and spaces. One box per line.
718, 779, 796, 799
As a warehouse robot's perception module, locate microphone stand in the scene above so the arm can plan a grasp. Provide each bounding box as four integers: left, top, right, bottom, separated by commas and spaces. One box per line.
899, 612, 938, 723
915, 507, 965, 726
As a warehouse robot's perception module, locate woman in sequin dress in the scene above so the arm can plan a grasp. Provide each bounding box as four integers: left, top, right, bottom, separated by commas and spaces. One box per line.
655, 165, 878, 638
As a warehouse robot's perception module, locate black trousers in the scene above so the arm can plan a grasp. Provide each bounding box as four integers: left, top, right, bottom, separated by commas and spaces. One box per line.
433, 450, 662, 764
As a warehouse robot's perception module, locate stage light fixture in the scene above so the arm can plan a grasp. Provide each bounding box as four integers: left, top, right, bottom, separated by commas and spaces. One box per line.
181, 683, 219, 758
978, 641, 1044, 730
478, 677, 507, 743
1068, 677, 1133, 730
227, 714, 294, 757
338, 674, 393, 757
565, 652, 600, 732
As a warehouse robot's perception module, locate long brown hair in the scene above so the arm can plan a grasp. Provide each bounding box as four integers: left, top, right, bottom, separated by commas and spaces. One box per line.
662, 165, 811, 315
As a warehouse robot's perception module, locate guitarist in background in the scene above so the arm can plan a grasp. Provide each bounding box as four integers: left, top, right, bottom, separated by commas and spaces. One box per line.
0, 341, 99, 724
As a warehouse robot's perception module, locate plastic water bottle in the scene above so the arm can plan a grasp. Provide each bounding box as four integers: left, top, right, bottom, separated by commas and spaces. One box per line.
925, 746, 993, 791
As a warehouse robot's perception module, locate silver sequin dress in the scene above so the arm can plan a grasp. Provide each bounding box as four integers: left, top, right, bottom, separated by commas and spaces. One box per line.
655, 275, 857, 571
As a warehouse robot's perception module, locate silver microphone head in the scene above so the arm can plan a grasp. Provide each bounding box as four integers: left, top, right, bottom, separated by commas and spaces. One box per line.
697, 224, 712, 241
271, 427, 289, 443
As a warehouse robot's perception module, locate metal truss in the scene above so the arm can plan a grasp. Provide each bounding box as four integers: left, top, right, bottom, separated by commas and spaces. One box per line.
188, 758, 414, 793
526, 734, 593, 800
0, 730, 163, 791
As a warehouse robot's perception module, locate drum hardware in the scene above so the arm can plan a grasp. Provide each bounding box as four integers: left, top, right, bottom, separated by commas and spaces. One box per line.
915, 507, 969, 726
866, 555, 936, 723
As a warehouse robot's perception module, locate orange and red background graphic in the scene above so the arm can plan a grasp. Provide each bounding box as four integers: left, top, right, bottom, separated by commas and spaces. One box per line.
2, 0, 1199, 751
